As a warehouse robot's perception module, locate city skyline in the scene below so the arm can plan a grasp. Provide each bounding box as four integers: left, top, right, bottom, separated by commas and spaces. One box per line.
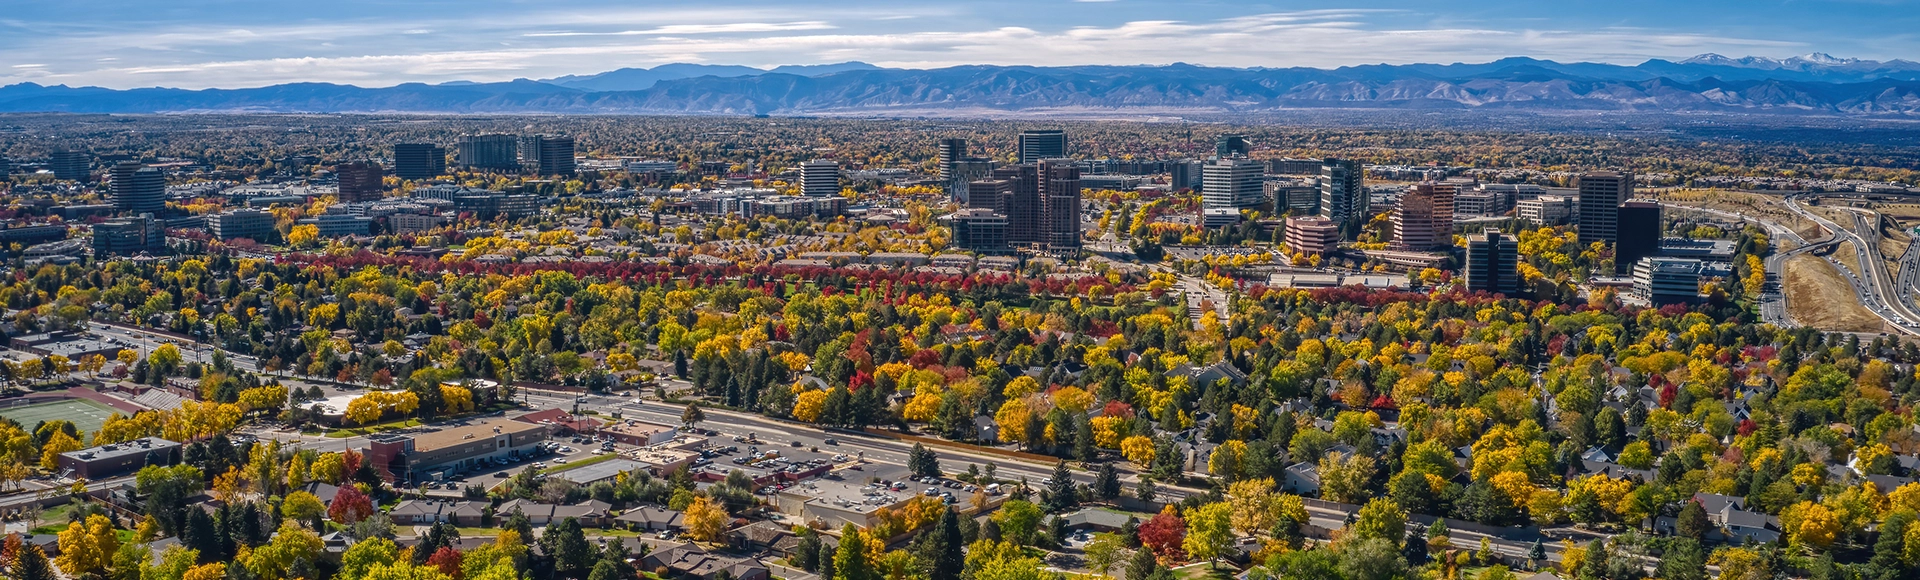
4, 0, 1917, 89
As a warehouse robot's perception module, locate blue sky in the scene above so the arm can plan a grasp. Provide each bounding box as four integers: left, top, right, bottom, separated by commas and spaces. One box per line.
2, 0, 1916, 89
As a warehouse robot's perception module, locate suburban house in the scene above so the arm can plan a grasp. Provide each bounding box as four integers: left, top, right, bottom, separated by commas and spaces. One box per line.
640, 542, 771, 580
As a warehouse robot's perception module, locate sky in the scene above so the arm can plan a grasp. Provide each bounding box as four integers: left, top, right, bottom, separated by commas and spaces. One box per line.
2, 0, 1917, 89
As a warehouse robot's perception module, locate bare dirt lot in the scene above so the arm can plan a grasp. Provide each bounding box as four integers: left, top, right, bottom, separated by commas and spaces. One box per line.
1784, 254, 1891, 334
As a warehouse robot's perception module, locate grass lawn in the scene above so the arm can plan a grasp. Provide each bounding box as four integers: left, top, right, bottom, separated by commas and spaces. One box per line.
1169, 562, 1231, 580
327, 418, 425, 438
537, 453, 622, 476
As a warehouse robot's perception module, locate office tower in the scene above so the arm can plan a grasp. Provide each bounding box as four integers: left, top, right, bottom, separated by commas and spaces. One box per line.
109, 162, 166, 215
1318, 158, 1366, 236
1169, 160, 1199, 191
942, 208, 1009, 252
1201, 157, 1265, 212
1018, 130, 1067, 164
1632, 257, 1703, 304
1577, 171, 1632, 247
948, 158, 994, 205
335, 161, 385, 203
0, 156, 9, 177
1215, 134, 1250, 157
533, 135, 577, 176
1039, 158, 1082, 251
967, 178, 1014, 214
1464, 230, 1520, 295
1285, 216, 1340, 255
1615, 200, 1663, 274
49, 150, 90, 182
800, 160, 841, 197
92, 213, 166, 257
936, 138, 967, 179
993, 164, 1043, 244
457, 134, 519, 170
1393, 183, 1448, 251
393, 143, 446, 180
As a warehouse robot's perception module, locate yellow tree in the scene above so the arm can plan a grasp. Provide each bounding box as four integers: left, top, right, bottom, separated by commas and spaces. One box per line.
684, 495, 728, 543
1227, 478, 1279, 536
1121, 436, 1156, 465
40, 431, 82, 470
56, 514, 119, 577
183, 563, 228, 580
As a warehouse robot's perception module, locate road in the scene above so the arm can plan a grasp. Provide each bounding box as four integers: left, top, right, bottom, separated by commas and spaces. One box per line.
1781, 197, 1920, 335
1663, 202, 1826, 327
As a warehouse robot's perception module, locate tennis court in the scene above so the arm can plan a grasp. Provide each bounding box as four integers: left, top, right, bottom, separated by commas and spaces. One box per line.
0, 398, 117, 435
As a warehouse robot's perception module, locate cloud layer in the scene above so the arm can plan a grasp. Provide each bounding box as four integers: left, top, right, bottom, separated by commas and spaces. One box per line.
0, 1, 1905, 89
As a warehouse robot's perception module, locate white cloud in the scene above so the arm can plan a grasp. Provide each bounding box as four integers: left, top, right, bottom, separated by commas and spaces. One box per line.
0, 10, 1822, 89
525, 21, 836, 37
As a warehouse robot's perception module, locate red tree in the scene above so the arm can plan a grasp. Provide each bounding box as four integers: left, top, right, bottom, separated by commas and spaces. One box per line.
426, 546, 464, 580
1138, 505, 1187, 563
328, 485, 375, 524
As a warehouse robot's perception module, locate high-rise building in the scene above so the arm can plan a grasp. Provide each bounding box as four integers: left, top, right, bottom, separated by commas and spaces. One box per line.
49, 150, 90, 182
800, 160, 841, 197
1169, 160, 1200, 191
1318, 158, 1366, 236
967, 178, 1014, 214
936, 138, 968, 179
942, 208, 1009, 252
92, 213, 166, 257
1018, 130, 1067, 164
1577, 171, 1632, 247
1464, 230, 1520, 295
1393, 182, 1453, 251
0, 156, 10, 177
109, 162, 166, 216
532, 135, 577, 176
1215, 134, 1250, 157
1285, 216, 1340, 255
393, 143, 446, 180
335, 161, 385, 203
1201, 157, 1266, 214
1615, 199, 1663, 274
457, 134, 519, 170
1039, 159, 1082, 251
948, 158, 995, 205
994, 164, 1043, 244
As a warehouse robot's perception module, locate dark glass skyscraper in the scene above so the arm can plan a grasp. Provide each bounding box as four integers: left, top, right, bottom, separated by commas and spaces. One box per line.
1018, 130, 1067, 164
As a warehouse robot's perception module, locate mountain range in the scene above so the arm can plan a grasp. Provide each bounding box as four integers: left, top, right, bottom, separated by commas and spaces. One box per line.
4, 54, 1920, 116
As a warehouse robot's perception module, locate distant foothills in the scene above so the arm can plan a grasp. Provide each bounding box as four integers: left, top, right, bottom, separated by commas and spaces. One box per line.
4, 53, 1920, 116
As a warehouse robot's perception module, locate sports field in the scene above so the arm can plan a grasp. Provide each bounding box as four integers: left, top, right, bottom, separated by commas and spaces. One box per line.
0, 398, 117, 436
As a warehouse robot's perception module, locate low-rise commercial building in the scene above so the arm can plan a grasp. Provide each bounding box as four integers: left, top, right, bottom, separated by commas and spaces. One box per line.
209, 209, 277, 241
1284, 215, 1340, 254
1518, 195, 1577, 225
365, 420, 549, 484
57, 437, 180, 479
773, 478, 915, 529
1632, 257, 1703, 305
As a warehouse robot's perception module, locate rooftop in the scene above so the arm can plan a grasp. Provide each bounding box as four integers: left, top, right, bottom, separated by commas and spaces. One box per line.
61, 437, 179, 462
778, 478, 908, 514
406, 420, 548, 453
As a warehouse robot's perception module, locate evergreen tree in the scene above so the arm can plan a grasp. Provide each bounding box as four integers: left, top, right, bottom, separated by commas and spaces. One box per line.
1675, 500, 1709, 541
14, 545, 56, 580
1095, 463, 1121, 500
908, 444, 941, 477
794, 531, 822, 572
921, 509, 965, 580
833, 524, 876, 580
1125, 544, 1157, 580
183, 509, 220, 564
1044, 461, 1078, 512
541, 518, 596, 578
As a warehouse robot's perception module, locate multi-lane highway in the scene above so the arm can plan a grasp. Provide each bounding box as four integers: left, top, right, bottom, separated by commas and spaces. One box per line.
1782, 197, 1920, 334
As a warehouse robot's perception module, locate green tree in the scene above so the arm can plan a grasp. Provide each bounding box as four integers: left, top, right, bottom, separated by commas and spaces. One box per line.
1676, 500, 1709, 541
339, 538, 401, 580
1349, 498, 1407, 547
834, 524, 878, 580
1084, 533, 1127, 576
681, 403, 706, 430
1182, 502, 1234, 566
1044, 461, 1078, 512
992, 500, 1045, 546
908, 444, 941, 477
1095, 463, 1121, 500
540, 518, 595, 578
